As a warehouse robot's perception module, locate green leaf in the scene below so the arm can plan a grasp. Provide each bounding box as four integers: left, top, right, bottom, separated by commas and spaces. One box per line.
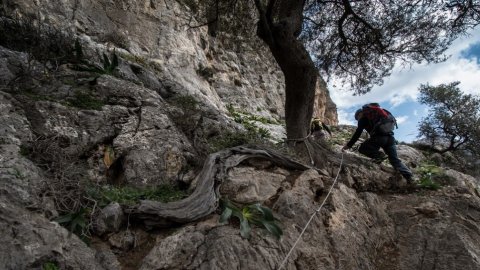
242, 207, 253, 221
111, 52, 119, 69
54, 213, 73, 224
240, 217, 251, 239
42, 262, 59, 270
250, 203, 274, 221
219, 207, 232, 224
103, 53, 110, 70
261, 220, 283, 239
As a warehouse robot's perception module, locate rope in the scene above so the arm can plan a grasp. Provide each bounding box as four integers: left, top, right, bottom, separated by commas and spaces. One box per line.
285, 132, 312, 143
285, 132, 315, 165
277, 151, 345, 270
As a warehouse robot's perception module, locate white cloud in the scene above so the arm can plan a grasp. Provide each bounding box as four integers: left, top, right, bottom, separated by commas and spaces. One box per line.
329, 27, 480, 111
337, 109, 355, 125
395, 115, 409, 125
413, 110, 418, 116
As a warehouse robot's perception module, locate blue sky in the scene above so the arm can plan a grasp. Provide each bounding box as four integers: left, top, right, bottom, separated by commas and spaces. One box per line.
329, 27, 480, 143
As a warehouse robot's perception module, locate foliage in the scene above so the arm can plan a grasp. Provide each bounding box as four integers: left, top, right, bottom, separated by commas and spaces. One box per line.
73, 46, 120, 75
118, 52, 149, 66
206, 105, 276, 152
416, 163, 444, 190
197, 65, 215, 80
226, 104, 278, 125
172, 95, 200, 112
219, 199, 282, 239
42, 262, 59, 270
208, 131, 258, 152
226, 104, 274, 138
417, 82, 480, 155
326, 125, 355, 146
55, 208, 89, 242
66, 91, 104, 110
418, 175, 442, 191
87, 184, 188, 207
189, 1, 479, 95
0, 16, 76, 65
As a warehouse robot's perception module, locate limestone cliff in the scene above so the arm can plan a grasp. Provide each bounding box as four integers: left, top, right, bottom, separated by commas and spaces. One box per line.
0, 1, 479, 270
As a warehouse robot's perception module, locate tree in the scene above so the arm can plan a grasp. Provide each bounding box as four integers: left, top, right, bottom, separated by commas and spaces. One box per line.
187, 0, 480, 140
417, 82, 480, 155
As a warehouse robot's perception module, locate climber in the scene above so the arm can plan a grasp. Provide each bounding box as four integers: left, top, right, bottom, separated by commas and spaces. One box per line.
342, 103, 414, 184
310, 117, 332, 140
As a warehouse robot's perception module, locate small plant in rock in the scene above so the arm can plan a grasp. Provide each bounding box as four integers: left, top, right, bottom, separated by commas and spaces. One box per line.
0, 16, 76, 66
418, 175, 441, 190
219, 199, 283, 239
42, 262, 59, 270
208, 131, 256, 152
87, 184, 188, 207
226, 104, 278, 125
196, 65, 215, 80
55, 207, 89, 242
172, 95, 200, 113
72, 43, 119, 76
416, 163, 444, 190
66, 91, 104, 110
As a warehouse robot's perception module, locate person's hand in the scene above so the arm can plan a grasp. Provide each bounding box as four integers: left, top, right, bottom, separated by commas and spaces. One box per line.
342, 145, 350, 152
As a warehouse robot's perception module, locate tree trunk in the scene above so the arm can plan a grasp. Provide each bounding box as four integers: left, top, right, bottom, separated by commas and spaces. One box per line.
254, 0, 318, 140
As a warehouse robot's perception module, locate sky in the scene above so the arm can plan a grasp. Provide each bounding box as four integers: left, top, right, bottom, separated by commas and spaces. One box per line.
329, 27, 480, 143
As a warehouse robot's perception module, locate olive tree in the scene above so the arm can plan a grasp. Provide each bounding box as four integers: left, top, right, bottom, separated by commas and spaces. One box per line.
418, 82, 480, 155
186, 0, 480, 140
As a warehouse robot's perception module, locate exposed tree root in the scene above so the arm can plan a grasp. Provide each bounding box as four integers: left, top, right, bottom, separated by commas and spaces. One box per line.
126, 145, 310, 228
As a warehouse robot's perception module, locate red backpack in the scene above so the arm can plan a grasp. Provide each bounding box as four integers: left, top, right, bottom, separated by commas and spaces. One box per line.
361, 103, 397, 135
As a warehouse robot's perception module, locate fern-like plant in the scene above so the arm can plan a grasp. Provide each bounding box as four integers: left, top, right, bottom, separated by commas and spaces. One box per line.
72, 42, 119, 75
54, 208, 88, 241
219, 199, 282, 239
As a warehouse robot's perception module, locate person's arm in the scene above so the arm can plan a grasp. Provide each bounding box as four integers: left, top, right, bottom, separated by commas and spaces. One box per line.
345, 118, 367, 148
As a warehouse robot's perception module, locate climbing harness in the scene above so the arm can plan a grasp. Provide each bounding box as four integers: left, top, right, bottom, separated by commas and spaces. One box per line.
277, 151, 345, 270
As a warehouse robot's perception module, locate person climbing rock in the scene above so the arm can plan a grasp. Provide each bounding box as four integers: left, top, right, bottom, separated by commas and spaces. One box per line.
310, 117, 332, 140
342, 103, 414, 184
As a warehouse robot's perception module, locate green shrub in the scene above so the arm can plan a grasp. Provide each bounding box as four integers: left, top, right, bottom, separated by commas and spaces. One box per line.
197, 65, 214, 80
42, 262, 59, 270
55, 208, 89, 242
226, 104, 278, 125
87, 184, 188, 207
219, 199, 283, 239
0, 16, 76, 64
416, 163, 444, 190
73, 49, 119, 75
172, 95, 200, 112
66, 91, 104, 110
418, 176, 441, 190
208, 131, 257, 152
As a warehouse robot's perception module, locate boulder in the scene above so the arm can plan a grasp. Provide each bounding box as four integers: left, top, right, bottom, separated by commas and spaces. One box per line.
93, 202, 125, 236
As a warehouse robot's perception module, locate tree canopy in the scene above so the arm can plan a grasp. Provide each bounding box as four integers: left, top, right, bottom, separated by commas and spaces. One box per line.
185, 0, 480, 140
418, 81, 480, 155
304, 0, 480, 94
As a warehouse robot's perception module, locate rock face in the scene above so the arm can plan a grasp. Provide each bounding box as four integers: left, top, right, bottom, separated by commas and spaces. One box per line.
4, 0, 337, 125
1, 1, 480, 270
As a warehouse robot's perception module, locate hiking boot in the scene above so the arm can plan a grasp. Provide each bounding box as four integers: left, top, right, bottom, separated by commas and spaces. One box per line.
372, 155, 388, 164
404, 175, 421, 189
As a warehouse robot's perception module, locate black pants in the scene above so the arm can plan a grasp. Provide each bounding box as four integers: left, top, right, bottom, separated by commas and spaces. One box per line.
358, 135, 412, 179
